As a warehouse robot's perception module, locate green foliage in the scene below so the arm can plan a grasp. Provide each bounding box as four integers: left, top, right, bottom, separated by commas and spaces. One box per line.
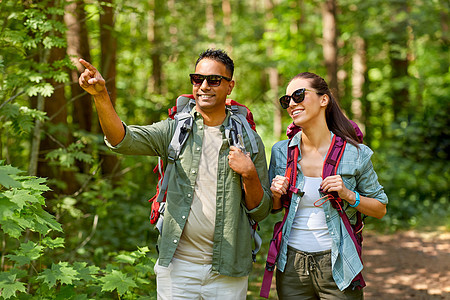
0, 165, 157, 299
0, 271, 26, 300
99, 270, 137, 295
0, 103, 48, 137
46, 142, 94, 168
0, 163, 62, 239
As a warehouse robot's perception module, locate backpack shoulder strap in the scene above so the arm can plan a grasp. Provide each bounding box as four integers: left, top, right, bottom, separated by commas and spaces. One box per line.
225, 105, 259, 154
155, 96, 195, 205
260, 139, 304, 298
280, 140, 301, 208
321, 134, 366, 290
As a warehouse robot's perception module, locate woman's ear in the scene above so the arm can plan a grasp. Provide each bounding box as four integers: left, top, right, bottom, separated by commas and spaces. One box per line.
320, 94, 329, 107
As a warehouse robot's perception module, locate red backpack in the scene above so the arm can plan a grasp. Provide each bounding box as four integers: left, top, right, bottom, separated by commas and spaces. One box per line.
148, 94, 262, 261
260, 122, 365, 298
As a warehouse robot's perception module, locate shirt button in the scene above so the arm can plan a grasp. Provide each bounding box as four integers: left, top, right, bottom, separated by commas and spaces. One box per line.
199, 126, 203, 130
191, 170, 196, 174
196, 147, 201, 151
326, 215, 330, 218
182, 216, 186, 219
187, 194, 191, 197
173, 239, 177, 243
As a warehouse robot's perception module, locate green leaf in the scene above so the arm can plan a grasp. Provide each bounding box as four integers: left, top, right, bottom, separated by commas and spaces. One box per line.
5, 241, 44, 266
73, 262, 99, 283
0, 219, 24, 238
21, 176, 50, 191
30, 205, 63, 234
59, 197, 83, 218
40, 83, 54, 97
38, 262, 79, 287
0, 171, 21, 188
4, 190, 40, 210
100, 270, 137, 295
0, 165, 23, 188
0, 198, 19, 219
42, 237, 65, 249
0, 273, 26, 299
115, 253, 136, 264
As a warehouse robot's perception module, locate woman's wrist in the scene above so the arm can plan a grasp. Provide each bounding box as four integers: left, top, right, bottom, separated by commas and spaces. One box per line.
349, 191, 360, 207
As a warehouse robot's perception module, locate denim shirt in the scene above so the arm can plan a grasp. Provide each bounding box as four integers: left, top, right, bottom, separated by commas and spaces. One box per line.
268, 131, 388, 290
105, 107, 272, 277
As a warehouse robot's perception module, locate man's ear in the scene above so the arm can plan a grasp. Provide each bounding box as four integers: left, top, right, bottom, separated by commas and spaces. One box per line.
227, 80, 235, 95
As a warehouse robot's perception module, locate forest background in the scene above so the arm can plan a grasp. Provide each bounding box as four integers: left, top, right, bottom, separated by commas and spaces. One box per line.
0, 0, 448, 299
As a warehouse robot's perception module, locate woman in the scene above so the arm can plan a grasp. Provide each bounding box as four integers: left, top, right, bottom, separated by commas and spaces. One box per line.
269, 72, 388, 299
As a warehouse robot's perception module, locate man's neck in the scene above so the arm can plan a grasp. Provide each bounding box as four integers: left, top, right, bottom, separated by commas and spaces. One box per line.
197, 108, 227, 126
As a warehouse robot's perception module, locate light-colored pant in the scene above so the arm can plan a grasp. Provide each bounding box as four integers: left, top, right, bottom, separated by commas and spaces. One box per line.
154, 257, 248, 300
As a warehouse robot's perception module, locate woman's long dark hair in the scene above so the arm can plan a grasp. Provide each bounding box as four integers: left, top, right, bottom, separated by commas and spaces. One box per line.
291, 72, 361, 147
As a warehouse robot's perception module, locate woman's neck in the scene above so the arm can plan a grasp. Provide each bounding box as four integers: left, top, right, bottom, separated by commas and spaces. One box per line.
300, 125, 331, 155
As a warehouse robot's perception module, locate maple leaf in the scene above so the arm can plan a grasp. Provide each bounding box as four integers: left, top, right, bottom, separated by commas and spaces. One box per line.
5, 241, 44, 266
0, 274, 26, 299
4, 189, 39, 210
0, 172, 21, 189
100, 270, 137, 295
37, 262, 79, 287
72, 262, 100, 283
0, 166, 22, 188
21, 176, 50, 191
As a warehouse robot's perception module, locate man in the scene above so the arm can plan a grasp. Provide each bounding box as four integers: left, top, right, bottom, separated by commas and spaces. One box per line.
78, 49, 272, 299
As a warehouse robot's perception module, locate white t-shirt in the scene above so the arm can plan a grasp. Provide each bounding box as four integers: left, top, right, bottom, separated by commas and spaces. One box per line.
173, 125, 222, 264
288, 176, 333, 252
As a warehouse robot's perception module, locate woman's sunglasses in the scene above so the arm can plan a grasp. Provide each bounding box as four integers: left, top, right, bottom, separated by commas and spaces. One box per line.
189, 74, 232, 87
279, 88, 320, 109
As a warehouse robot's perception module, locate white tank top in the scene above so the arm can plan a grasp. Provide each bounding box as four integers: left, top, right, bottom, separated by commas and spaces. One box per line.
288, 176, 332, 252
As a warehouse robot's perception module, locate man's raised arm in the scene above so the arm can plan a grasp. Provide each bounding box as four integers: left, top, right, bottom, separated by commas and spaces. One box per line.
78, 58, 125, 146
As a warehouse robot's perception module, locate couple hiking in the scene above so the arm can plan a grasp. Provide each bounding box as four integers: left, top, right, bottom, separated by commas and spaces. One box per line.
79, 48, 387, 300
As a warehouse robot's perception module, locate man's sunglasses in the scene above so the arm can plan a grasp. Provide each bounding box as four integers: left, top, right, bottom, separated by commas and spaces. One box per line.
189, 73, 232, 87
279, 88, 320, 109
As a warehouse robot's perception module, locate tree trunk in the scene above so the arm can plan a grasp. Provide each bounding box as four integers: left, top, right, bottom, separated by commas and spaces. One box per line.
265, 0, 282, 140
37, 45, 78, 194
65, 0, 93, 174
322, 0, 339, 99
147, 0, 163, 94
222, 0, 232, 54
36, 0, 78, 194
351, 36, 366, 135
99, 0, 120, 181
65, 0, 92, 133
206, 0, 216, 41
388, 0, 410, 122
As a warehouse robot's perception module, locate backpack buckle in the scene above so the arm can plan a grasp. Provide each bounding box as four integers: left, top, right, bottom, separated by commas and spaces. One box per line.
265, 262, 275, 272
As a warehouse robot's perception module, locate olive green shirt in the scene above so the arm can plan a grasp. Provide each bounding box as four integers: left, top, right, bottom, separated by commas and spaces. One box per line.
105, 108, 272, 277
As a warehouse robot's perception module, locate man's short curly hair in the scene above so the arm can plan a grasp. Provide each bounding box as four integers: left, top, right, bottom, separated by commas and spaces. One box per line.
195, 49, 234, 78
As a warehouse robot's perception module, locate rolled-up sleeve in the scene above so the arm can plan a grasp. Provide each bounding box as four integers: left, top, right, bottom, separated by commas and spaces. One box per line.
356, 146, 388, 204
104, 120, 173, 157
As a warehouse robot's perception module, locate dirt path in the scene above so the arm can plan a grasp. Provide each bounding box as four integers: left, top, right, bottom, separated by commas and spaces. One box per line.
362, 230, 450, 300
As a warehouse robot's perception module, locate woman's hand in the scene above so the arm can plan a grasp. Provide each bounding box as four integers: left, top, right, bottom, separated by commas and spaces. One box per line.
320, 175, 354, 203
270, 175, 289, 210
321, 175, 387, 218
271, 175, 289, 198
